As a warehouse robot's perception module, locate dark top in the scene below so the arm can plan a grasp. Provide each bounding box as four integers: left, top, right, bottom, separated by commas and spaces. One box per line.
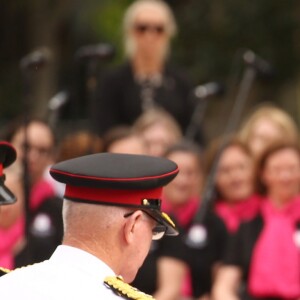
224, 213, 263, 300
132, 220, 189, 295
186, 212, 228, 298
132, 211, 228, 298
91, 62, 205, 144
15, 196, 64, 267
224, 215, 263, 282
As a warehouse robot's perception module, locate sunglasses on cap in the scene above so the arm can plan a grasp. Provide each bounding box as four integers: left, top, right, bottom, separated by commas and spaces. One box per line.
124, 210, 167, 240
133, 23, 165, 35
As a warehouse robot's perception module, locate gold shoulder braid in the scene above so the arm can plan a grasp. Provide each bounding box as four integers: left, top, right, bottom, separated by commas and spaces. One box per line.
0, 267, 11, 277
104, 276, 155, 300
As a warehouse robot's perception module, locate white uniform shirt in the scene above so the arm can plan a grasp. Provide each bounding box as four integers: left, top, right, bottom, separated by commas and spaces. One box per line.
0, 245, 123, 299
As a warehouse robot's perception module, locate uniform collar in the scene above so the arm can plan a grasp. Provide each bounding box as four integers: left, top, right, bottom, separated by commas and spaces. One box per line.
50, 245, 115, 280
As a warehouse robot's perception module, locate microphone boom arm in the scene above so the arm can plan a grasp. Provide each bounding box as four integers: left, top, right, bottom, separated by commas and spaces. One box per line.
186, 66, 257, 248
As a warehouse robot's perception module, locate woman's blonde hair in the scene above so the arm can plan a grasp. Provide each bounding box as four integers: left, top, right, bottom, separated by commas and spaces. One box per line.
122, 0, 177, 59
133, 107, 182, 141
238, 103, 299, 145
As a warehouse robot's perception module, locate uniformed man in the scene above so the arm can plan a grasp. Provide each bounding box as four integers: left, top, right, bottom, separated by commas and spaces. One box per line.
0, 152, 179, 299
0, 141, 17, 277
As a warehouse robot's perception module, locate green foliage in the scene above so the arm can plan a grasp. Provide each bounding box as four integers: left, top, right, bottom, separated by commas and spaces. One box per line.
72, 0, 133, 63
172, 0, 299, 84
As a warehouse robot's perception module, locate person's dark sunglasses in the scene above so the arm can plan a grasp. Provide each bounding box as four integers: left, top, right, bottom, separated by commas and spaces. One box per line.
134, 23, 165, 35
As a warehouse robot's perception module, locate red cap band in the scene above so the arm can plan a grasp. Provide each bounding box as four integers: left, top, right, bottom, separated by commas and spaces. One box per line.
0, 164, 2, 177
65, 185, 163, 206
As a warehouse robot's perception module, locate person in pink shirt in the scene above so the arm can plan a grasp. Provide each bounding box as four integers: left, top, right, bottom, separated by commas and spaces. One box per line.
0, 118, 63, 268
160, 140, 227, 300
213, 141, 300, 300
0, 141, 18, 276
205, 136, 260, 234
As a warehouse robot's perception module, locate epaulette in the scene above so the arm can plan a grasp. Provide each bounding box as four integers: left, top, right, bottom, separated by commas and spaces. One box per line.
0, 267, 11, 277
104, 276, 154, 300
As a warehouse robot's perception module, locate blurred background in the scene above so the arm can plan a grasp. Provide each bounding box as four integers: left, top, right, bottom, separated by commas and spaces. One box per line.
1, 0, 300, 140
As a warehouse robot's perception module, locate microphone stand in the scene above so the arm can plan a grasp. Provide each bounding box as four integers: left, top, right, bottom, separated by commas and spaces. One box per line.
185, 96, 209, 142
85, 58, 100, 114
185, 64, 257, 249
74, 43, 115, 132
20, 66, 32, 239
185, 82, 225, 145
20, 51, 48, 240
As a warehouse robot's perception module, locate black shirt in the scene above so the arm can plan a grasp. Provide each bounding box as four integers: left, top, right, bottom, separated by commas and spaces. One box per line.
91, 62, 205, 143
186, 212, 228, 298
132, 211, 228, 298
224, 215, 263, 283
15, 196, 64, 268
132, 220, 190, 295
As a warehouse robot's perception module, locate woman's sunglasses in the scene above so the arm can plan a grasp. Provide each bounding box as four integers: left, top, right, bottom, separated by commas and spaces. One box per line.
133, 23, 165, 35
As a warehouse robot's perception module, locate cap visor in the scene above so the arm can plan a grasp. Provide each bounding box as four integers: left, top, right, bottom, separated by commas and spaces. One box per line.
146, 209, 178, 236
0, 184, 17, 205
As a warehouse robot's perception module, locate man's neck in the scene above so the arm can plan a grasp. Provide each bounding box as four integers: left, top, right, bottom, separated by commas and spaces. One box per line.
62, 236, 123, 276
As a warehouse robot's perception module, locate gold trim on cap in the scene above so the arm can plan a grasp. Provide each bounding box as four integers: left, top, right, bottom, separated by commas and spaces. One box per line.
142, 199, 150, 206
162, 212, 176, 228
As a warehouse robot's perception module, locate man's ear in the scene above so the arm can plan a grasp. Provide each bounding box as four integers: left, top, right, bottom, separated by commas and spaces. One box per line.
123, 210, 143, 244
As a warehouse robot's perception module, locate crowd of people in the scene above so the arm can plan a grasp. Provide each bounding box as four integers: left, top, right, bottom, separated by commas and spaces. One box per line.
0, 0, 300, 300
0, 102, 299, 300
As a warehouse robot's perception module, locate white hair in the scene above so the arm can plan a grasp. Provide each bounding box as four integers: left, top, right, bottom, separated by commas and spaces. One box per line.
62, 200, 126, 241
122, 0, 177, 59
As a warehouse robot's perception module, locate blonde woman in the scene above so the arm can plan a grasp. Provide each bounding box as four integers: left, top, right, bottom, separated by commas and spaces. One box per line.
93, 0, 196, 142
238, 103, 299, 158
133, 108, 182, 157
